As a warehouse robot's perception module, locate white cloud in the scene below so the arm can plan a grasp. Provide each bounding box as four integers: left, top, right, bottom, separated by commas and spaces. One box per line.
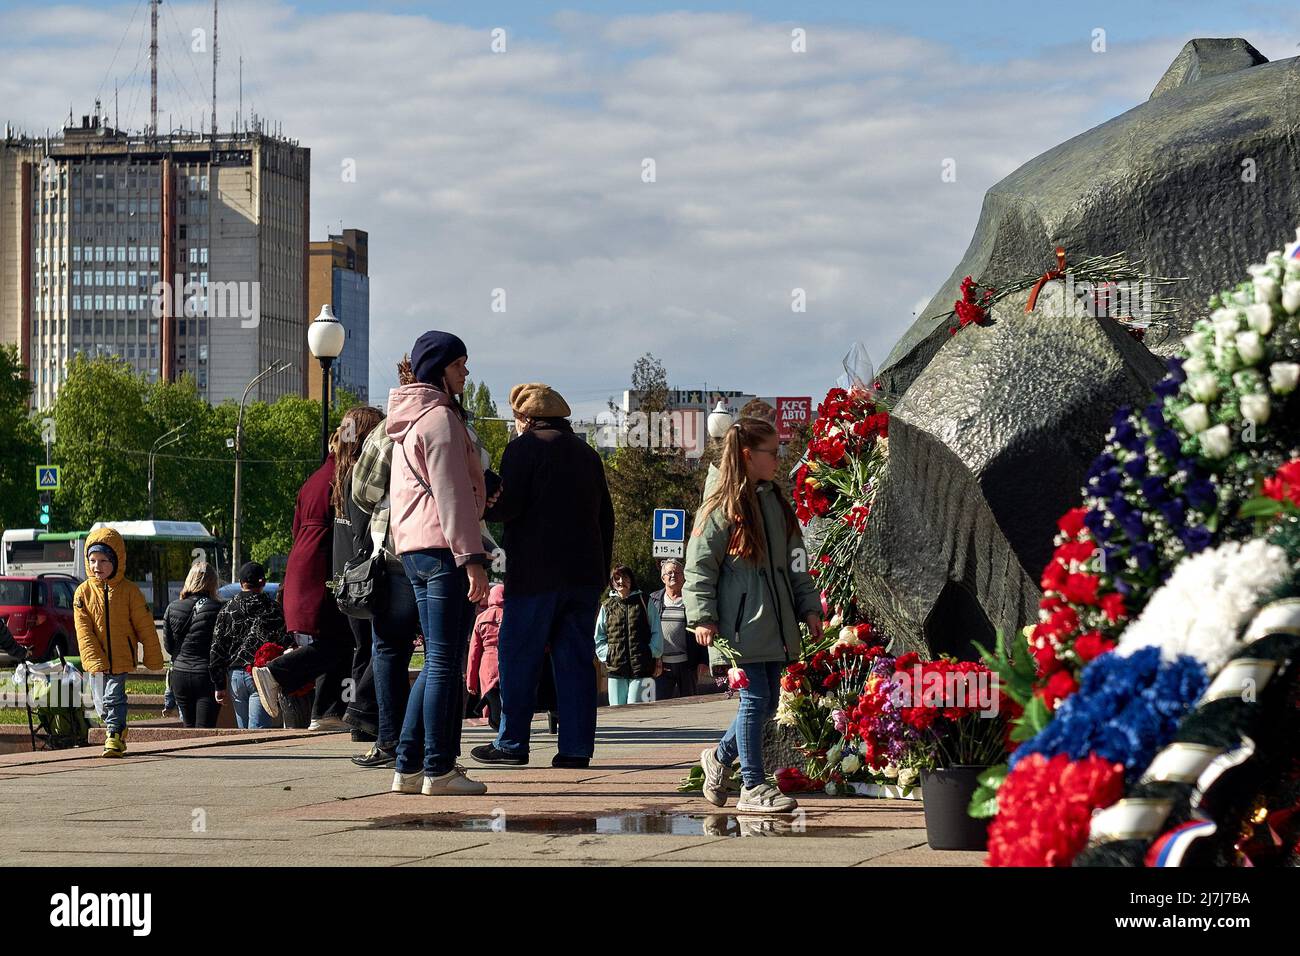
2, 3, 1295, 416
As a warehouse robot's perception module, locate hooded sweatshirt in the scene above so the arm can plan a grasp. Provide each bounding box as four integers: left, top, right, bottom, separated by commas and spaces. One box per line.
467, 583, 504, 696
73, 527, 165, 674
386, 383, 487, 567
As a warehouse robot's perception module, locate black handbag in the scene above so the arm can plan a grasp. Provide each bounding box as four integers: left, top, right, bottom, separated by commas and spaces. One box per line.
333, 543, 388, 620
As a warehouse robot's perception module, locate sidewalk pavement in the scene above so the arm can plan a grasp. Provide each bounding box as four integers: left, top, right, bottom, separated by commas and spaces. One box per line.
0, 696, 984, 867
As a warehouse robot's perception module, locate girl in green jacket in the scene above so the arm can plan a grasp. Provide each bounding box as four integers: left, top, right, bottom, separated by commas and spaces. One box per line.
685, 417, 823, 814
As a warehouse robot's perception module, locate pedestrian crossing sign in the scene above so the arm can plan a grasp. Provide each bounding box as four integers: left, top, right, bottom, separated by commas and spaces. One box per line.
36, 465, 60, 491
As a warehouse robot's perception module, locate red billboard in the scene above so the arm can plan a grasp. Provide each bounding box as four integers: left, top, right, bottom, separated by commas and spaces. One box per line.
775, 397, 812, 441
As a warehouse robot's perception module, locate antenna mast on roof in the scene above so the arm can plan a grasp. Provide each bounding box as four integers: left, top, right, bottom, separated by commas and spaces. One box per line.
149, 0, 160, 137
211, 0, 219, 141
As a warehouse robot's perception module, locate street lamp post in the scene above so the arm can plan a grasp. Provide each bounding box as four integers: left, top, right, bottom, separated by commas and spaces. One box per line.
148, 419, 190, 519
232, 361, 290, 573
307, 304, 346, 464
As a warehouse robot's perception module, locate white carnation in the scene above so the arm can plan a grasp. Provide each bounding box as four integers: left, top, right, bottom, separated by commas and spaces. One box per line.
1116, 539, 1291, 674
840, 754, 861, 775
1177, 403, 1210, 434
1198, 423, 1232, 459
1270, 362, 1300, 395
1284, 282, 1300, 316
1187, 374, 1219, 402
1240, 393, 1271, 425
897, 767, 919, 788
1245, 303, 1274, 335
1254, 276, 1280, 305
1236, 331, 1264, 365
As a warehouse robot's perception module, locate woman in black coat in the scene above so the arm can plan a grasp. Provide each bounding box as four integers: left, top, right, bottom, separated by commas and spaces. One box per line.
163, 563, 224, 728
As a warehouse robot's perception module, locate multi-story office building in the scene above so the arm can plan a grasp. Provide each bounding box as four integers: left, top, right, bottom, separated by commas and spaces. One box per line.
0, 111, 310, 408
307, 228, 369, 405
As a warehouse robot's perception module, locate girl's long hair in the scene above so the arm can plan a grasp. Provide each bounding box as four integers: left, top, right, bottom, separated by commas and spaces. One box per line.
180, 562, 219, 601
331, 405, 385, 513
699, 416, 796, 563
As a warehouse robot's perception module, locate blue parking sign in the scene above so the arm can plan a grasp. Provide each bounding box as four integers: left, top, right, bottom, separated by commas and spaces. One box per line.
653, 508, 686, 542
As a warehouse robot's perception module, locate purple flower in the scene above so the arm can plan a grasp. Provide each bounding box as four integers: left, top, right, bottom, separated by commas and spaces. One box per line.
1140, 475, 1170, 504
1180, 524, 1213, 553
1154, 428, 1181, 458
1186, 478, 1216, 509
1131, 541, 1156, 570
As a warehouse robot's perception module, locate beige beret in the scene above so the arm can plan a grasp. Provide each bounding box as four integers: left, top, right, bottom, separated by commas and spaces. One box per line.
509, 382, 571, 419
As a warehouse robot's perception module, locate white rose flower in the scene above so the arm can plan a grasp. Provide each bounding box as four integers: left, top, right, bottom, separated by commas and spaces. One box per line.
1182, 355, 1208, 376
1198, 423, 1232, 459
1177, 403, 1210, 434
840, 754, 861, 775
1240, 393, 1271, 425
837, 626, 859, 646
824, 781, 839, 797
1245, 303, 1274, 335
1213, 311, 1241, 344
881, 763, 899, 779
1284, 282, 1300, 316
1182, 330, 1209, 353
897, 767, 919, 788
1255, 276, 1280, 304
1236, 331, 1265, 365
1187, 374, 1219, 402
1271, 362, 1300, 394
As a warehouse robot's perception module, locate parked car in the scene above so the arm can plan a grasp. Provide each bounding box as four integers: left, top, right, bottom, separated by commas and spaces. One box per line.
0, 573, 80, 662
216, 581, 279, 601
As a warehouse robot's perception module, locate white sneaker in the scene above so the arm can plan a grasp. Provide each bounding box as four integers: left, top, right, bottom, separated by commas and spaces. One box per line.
736, 782, 798, 815
700, 747, 729, 807
421, 766, 488, 796
391, 770, 424, 794
308, 717, 350, 732
251, 666, 282, 718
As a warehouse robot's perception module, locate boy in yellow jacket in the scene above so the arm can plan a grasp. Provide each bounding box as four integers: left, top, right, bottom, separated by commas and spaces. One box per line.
73, 527, 164, 757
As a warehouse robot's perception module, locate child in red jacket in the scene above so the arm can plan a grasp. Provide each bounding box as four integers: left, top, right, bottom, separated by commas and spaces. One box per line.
467, 584, 504, 729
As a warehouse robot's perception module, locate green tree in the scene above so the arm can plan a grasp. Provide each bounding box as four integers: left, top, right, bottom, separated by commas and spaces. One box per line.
0, 345, 43, 535
464, 378, 508, 471
603, 354, 697, 587
49, 355, 155, 529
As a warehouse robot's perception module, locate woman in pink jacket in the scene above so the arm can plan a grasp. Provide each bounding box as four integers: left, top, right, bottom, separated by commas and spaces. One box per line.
386, 330, 492, 797
468, 583, 504, 729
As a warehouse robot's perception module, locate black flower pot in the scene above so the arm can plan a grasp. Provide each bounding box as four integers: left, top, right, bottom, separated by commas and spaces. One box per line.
921, 765, 990, 851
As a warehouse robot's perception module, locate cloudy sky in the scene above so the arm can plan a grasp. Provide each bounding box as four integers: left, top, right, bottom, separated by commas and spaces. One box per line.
2, 1, 1297, 417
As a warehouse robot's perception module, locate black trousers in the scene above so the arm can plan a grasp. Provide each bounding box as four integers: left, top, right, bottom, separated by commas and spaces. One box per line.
171, 668, 219, 728
268, 604, 354, 721
655, 659, 699, 700
344, 614, 378, 735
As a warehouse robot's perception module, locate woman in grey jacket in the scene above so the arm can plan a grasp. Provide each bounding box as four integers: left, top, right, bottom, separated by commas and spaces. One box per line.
685, 417, 823, 814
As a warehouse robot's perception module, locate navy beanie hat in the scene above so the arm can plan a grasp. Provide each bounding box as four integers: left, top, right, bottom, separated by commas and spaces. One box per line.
87, 543, 118, 576
411, 331, 468, 388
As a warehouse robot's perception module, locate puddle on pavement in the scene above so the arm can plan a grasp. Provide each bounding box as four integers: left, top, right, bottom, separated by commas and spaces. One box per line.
373, 811, 888, 837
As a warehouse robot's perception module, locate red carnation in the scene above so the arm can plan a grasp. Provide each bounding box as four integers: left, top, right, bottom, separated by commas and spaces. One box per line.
1060, 573, 1101, 606
1072, 630, 1112, 663
986, 754, 1125, 867
1100, 592, 1127, 624
1056, 507, 1088, 538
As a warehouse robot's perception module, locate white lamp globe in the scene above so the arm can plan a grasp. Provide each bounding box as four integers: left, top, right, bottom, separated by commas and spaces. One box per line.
706, 400, 735, 439
308, 304, 345, 359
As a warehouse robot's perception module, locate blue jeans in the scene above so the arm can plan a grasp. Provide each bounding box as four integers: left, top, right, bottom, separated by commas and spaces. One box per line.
397, 549, 476, 777
716, 660, 784, 789
494, 586, 601, 760
372, 569, 418, 747
608, 677, 654, 706
229, 668, 275, 729
91, 673, 128, 735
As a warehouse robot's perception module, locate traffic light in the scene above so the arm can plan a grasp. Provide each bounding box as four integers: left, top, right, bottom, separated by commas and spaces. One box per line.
39, 492, 51, 527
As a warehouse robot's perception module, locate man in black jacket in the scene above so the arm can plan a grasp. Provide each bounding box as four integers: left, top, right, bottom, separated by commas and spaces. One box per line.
472, 383, 614, 769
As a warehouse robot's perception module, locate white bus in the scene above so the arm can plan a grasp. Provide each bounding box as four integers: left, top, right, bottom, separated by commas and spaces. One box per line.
2, 521, 223, 616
